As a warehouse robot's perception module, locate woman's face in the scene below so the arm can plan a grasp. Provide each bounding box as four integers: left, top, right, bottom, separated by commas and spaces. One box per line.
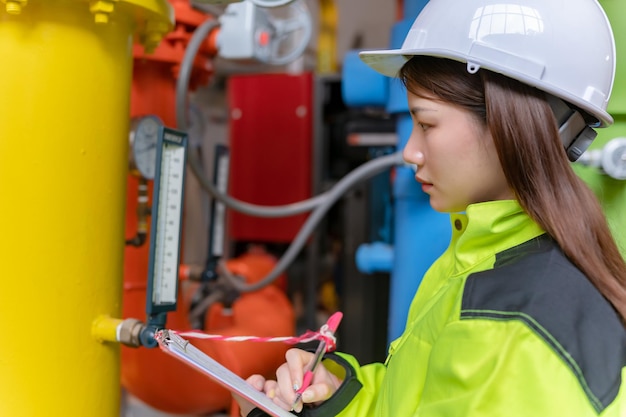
403, 90, 513, 213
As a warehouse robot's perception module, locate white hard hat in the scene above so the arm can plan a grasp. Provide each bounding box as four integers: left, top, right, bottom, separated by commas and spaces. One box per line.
360, 0, 616, 128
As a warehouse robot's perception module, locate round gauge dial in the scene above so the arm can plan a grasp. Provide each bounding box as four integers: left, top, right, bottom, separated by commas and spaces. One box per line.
129, 115, 163, 179
250, 0, 295, 7
602, 137, 626, 180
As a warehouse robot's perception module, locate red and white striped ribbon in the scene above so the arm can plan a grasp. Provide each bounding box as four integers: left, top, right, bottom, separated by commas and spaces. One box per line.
172, 312, 342, 352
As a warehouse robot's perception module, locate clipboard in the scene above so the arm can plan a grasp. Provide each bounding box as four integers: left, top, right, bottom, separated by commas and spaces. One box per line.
156, 330, 296, 417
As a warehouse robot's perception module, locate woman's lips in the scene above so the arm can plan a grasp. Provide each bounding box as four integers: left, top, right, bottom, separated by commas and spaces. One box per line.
416, 176, 433, 192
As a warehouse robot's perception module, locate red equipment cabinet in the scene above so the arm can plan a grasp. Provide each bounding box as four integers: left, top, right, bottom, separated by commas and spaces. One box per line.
228, 72, 313, 243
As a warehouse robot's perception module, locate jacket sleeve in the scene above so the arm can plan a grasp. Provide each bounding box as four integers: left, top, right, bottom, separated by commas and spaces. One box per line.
301, 352, 386, 417
245, 352, 385, 417
413, 318, 602, 417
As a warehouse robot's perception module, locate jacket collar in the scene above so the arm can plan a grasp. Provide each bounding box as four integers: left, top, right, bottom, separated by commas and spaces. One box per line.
448, 200, 545, 274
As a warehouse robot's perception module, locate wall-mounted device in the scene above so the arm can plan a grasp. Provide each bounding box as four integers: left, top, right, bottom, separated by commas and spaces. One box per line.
216, 0, 312, 65
194, 0, 296, 7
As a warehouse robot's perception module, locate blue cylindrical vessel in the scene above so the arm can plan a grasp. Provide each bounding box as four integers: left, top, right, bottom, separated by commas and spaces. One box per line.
341, 0, 451, 343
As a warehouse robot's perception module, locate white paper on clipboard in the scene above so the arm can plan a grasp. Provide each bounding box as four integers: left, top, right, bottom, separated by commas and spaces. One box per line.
156, 330, 296, 417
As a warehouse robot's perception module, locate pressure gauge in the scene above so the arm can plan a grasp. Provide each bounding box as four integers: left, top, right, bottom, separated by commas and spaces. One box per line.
601, 138, 626, 180
129, 115, 164, 179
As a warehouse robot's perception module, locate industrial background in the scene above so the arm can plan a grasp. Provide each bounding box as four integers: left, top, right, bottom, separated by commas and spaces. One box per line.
0, 0, 624, 416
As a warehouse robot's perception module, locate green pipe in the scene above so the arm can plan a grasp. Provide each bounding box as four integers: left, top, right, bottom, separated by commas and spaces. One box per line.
574, 0, 626, 254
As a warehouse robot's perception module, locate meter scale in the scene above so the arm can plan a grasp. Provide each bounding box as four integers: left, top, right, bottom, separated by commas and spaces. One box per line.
146, 127, 188, 324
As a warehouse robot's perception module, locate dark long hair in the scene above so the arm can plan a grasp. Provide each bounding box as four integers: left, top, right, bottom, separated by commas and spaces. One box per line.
399, 56, 626, 321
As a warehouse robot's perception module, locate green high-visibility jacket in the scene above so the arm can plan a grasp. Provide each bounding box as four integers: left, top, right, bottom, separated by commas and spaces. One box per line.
310, 200, 626, 417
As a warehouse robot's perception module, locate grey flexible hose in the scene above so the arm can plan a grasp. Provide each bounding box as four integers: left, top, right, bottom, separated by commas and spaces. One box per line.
222, 151, 404, 292
177, 17, 329, 217
176, 18, 220, 139
177, 17, 403, 292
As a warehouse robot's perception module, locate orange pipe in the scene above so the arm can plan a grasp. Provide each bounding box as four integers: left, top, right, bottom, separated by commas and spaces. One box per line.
122, 251, 294, 414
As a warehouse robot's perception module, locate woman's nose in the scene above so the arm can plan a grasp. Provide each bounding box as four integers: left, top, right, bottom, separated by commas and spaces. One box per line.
402, 134, 424, 167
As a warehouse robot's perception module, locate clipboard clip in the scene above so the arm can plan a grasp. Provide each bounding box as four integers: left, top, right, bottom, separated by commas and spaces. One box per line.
155, 329, 190, 351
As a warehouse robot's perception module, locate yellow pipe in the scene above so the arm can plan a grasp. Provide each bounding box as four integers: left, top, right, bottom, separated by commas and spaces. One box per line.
92, 316, 125, 343
317, 0, 338, 74
92, 316, 147, 346
0, 1, 172, 416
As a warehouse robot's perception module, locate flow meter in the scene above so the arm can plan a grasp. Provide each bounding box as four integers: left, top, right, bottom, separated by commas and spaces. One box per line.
146, 126, 189, 329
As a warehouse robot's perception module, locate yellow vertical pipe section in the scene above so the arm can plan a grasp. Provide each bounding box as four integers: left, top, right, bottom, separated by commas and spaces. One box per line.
317, 0, 338, 74
0, 1, 171, 416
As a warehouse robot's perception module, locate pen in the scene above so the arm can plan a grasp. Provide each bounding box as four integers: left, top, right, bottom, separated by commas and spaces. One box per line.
291, 312, 343, 411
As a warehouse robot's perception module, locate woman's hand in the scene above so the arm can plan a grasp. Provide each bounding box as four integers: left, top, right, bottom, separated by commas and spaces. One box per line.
233, 374, 267, 417
270, 348, 342, 412
233, 348, 343, 416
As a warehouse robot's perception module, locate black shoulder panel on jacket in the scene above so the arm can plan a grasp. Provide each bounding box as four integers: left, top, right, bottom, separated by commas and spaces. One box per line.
461, 234, 626, 413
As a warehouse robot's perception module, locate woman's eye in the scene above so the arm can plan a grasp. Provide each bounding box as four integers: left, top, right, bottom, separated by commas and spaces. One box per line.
418, 122, 429, 131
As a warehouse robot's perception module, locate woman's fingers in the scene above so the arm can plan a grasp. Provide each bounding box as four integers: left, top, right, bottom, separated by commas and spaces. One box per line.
234, 374, 268, 416
284, 348, 314, 391
238, 348, 340, 414
274, 348, 340, 412
246, 374, 266, 391
263, 379, 279, 399
275, 361, 300, 409
302, 381, 334, 403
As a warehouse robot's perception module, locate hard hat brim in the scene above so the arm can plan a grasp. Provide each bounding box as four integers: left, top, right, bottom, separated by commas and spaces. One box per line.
359, 49, 411, 78
358, 49, 614, 128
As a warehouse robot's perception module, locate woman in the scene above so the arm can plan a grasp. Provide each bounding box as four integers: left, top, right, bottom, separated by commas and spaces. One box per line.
237, 0, 626, 415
